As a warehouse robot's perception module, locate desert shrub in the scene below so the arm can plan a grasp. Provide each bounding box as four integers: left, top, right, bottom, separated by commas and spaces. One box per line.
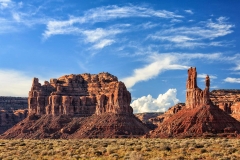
134, 145, 142, 151
94, 150, 102, 156
194, 144, 204, 148
162, 146, 171, 151
40, 150, 48, 156
107, 145, 117, 154
141, 147, 151, 152
200, 148, 207, 153
129, 151, 142, 160
226, 148, 237, 154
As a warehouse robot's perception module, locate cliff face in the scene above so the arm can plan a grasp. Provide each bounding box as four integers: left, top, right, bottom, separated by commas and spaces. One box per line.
0, 97, 28, 134
0, 97, 28, 110
1, 72, 149, 139
28, 72, 132, 116
0, 109, 28, 134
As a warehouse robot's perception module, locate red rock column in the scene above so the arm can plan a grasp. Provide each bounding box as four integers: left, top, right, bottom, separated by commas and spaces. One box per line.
203, 75, 210, 104
186, 67, 198, 109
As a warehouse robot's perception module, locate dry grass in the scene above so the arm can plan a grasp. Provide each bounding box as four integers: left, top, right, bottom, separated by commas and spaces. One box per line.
0, 138, 240, 159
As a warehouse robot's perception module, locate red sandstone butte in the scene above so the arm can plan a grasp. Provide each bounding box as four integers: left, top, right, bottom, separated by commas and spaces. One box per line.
0, 72, 149, 139
149, 67, 240, 138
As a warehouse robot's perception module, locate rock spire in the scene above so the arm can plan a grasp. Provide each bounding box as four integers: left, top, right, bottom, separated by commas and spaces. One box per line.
186, 67, 210, 108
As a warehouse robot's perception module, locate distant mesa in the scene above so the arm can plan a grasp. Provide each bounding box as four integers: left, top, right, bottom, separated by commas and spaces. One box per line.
0, 72, 149, 139
0, 97, 28, 134
149, 67, 240, 138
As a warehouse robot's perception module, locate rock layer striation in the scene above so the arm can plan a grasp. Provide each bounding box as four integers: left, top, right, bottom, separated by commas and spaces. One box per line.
28, 72, 132, 116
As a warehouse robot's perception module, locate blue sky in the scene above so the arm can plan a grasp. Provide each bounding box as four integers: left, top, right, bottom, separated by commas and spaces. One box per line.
0, 0, 240, 112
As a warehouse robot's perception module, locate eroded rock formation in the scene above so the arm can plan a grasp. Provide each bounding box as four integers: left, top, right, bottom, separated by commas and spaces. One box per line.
186, 67, 210, 108
210, 89, 240, 121
0, 97, 28, 134
149, 67, 240, 138
1, 72, 149, 139
28, 72, 132, 116
0, 109, 28, 134
0, 97, 28, 110
148, 103, 185, 125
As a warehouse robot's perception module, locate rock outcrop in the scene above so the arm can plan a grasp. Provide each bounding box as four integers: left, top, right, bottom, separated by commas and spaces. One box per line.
28, 73, 132, 116
149, 67, 240, 138
0, 109, 28, 134
0, 97, 28, 134
148, 103, 185, 125
186, 67, 210, 108
210, 90, 240, 120
0, 97, 28, 110
1, 72, 149, 139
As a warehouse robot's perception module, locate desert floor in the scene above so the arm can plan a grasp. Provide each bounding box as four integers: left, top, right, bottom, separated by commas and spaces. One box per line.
0, 138, 239, 160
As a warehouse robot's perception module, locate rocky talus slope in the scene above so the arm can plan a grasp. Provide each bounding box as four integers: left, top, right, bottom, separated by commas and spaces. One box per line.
149, 67, 240, 138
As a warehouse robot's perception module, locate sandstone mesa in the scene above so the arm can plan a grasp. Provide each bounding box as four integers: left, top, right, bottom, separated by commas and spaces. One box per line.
0, 72, 149, 139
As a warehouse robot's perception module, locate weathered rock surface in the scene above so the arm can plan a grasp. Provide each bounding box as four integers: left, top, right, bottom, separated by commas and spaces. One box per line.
135, 112, 164, 123
149, 103, 185, 126
149, 104, 240, 138
186, 67, 210, 108
1, 72, 149, 139
210, 89, 240, 121
28, 72, 132, 116
135, 112, 164, 130
0, 109, 28, 134
0, 97, 28, 110
1, 113, 149, 139
149, 67, 240, 138
0, 97, 28, 134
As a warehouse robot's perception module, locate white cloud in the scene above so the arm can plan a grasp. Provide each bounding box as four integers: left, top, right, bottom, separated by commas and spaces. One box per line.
232, 64, 240, 71
170, 19, 182, 23
83, 5, 183, 22
12, 12, 20, 22
0, 0, 11, 9
0, 69, 32, 96
184, 10, 194, 14
152, 35, 194, 43
149, 17, 234, 49
93, 39, 115, 49
131, 89, 179, 113
198, 73, 217, 79
43, 23, 124, 49
43, 5, 183, 39
81, 28, 122, 49
122, 53, 221, 88
141, 22, 158, 29
224, 77, 240, 83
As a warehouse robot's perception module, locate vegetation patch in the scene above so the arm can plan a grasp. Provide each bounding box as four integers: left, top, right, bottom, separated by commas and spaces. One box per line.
0, 138, 240, 159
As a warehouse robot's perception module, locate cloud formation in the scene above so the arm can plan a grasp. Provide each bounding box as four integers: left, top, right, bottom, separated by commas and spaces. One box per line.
184, 10, 194, 14
131, 89, 179, 113
224, 77, 240, 83
122, 53, 221, 88
42, 5, 183, 49
0, 69, 32, 96
198, 74, 217, 79
149, 16, 234, 49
